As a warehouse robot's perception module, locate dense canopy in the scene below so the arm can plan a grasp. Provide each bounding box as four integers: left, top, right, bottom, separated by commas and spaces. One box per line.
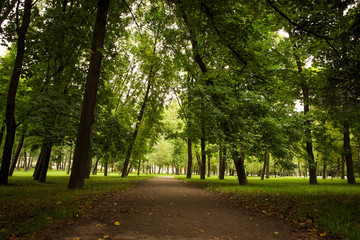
0, 0, 359, 188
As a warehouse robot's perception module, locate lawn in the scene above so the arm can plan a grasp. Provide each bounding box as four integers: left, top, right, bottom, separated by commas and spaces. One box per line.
0, 170, 154, 239
178, 175, 360, 240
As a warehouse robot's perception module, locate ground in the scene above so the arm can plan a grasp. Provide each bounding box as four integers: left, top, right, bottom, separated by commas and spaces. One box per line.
27, 176, 321, 240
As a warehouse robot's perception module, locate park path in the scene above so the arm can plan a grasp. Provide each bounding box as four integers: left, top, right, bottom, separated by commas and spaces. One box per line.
48, 176, 318, 240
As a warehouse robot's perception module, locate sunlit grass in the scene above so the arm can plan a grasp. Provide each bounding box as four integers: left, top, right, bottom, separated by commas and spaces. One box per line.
178, 175, 360, 240
0, 170, 154, 239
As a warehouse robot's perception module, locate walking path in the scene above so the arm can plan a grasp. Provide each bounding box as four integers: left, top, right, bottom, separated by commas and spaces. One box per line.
47, 176, 319, 240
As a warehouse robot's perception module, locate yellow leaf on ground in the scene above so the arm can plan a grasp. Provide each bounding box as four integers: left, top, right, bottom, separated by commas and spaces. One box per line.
274, 232, 279, 235
198, 229, 205, 233
320, 232, 327, 237
148, 213, 152, 216
103, 235, 110, 238
114, 221, 121, 226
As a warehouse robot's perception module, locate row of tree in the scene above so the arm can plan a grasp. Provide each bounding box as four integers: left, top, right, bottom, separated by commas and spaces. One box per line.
0, 0, 359, 188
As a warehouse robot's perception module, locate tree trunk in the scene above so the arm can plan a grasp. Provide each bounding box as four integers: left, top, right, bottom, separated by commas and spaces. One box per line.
341, 155, 345, 179
121, 72, 152, 177
343, 121, 356, 184
38, 144, 53, 182
67, 144, 72, 175
85, 150, 92, 178
231, 149, 248, 185
322, 163, 327, 179
9, 132, 25, 176
218, 146, 226, 180
127, 162, 133, 176
92, 156, 99, 175
186, 138, 192, 178
23, 151, 28, 172
200, 132, 206, 179
104, 160, 108, 176
265, 152, 270, 179
33, 148, 45, 180
207, 153, 211, 177
137, 157, 141, 176
0, 0, 32, 185
260, 151, 267, 180
0, 120, 5, 148
68, 0, 110, 190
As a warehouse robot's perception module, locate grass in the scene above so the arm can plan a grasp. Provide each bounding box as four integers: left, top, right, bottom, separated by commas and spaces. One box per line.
0, 170, 154, 239
177, 175, 360, 240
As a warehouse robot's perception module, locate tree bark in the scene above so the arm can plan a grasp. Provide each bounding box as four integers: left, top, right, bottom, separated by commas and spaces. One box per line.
38, 144, 52, 182
33, 149, 44, 179
137, 157, 141, 176
265, 152, 270, 179
343, 121, 356, 184
218, 146, 226, 180
322, 163, 327, 179
92, 156, 99, 175
0, 120, 5, 148
0, 0, 32, 185
200, 130, 206, 179
9, 132, 25, 176
260, 151, 267, 180
23, 151, 28, 172
68, 0, 110, 189
231, 149, 248, 185
207, 153, 211, 177
186, 138, 192, 178
66, 144, 72, 174
341, 155, 345, 179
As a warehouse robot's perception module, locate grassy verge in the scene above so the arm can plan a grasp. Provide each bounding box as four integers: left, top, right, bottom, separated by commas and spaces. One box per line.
0, 170, 154, 239
177, 175, 360, 240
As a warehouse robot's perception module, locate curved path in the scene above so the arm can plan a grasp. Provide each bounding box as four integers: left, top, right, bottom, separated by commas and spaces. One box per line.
49, 176, 318, 240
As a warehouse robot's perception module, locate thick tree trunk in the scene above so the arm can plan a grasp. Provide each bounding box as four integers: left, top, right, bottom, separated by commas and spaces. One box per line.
0, 120, 5, 148
68, 0, 110, 189
231, 149, 248, 185
322, 163, 327, 179
33, 149, 44, 180
85, 151, 92, 178
343, 122, 356, 184
104, 160, 108, 176
0, 0, 32, 185
9, 132, 25, 176
121, 73, 152, 177
186, 138, 192, 178
38, 144, 53, 182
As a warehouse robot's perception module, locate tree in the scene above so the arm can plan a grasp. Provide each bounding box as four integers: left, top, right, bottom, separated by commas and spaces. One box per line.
0, 0, 33, 185
68, 0, 111, 190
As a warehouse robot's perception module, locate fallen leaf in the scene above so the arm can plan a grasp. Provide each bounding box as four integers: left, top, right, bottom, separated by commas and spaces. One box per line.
274, 232, 279, 235
114, 203, 118, 206
103, 235, 110, 239
320, 232, 327, 237
114, 221, 121, 226
148, 213, 152, 216
198, 229, 205, 233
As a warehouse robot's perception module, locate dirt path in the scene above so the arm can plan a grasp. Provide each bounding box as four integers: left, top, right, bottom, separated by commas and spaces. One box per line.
45, 176, 319, 240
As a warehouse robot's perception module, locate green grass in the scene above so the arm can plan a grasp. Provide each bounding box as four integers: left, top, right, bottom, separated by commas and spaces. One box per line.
0, 170, 154, 239
177, 175, 360, 240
